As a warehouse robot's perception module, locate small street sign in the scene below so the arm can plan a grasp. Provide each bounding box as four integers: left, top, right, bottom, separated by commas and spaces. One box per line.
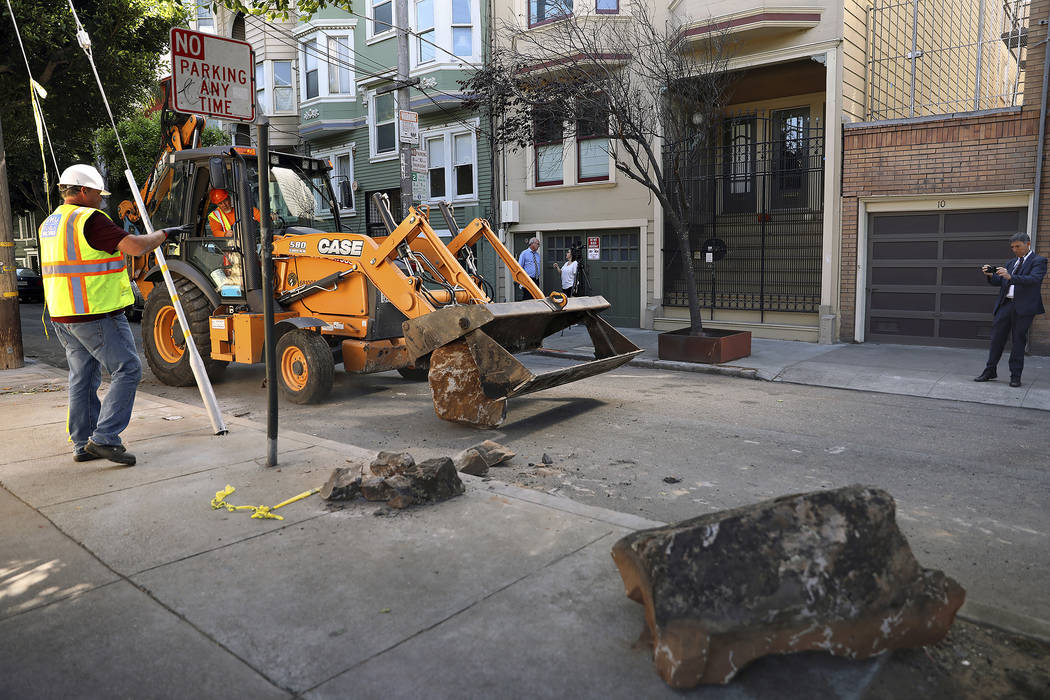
399, 110, 419, 145
411, 148, 428, 173
587, 236, 600, 260
411, 172, 428, 200
171, 28, 255, 121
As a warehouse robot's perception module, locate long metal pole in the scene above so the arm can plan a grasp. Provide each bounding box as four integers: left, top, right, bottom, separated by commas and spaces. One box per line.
126, 171, 227, 435
257, 122, 278, 467
396, 0, 413, 219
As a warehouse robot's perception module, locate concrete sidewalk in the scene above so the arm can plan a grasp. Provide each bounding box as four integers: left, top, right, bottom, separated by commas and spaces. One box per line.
1, 360, 910, 699
537, 326, 1050, 412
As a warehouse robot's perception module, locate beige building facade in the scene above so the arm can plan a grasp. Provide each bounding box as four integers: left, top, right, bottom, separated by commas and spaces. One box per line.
495, 0, 1026, 345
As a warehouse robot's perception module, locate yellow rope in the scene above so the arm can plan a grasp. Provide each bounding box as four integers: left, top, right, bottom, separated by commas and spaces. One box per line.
210, 484, 320, 521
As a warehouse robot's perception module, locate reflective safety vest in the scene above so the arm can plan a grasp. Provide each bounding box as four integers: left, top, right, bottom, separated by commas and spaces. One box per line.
209, 207, 234, 237
38, 204, 134, 317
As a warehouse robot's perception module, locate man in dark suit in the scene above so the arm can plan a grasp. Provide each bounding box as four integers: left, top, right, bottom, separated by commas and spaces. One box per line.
974, 232, 1047, 387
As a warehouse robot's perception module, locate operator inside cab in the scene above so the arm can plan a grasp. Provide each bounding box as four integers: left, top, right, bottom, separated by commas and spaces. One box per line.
206, 188, 244, 296
208, 188, 236, 237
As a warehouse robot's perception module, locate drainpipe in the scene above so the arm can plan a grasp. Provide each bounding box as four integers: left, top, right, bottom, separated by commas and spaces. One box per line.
1031, 8, 1050, 245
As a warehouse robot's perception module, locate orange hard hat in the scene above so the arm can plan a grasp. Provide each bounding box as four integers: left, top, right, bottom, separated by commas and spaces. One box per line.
209, 188, 230, 204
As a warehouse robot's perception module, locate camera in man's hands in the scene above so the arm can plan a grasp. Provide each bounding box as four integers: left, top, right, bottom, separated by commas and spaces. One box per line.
983, 264, 999, 273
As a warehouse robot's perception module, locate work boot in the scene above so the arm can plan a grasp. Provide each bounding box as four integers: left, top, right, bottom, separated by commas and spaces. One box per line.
73, 449, 102, 463
1010, 377, 1022, 387
86, 441, 136, 466
973, 369, 997, 382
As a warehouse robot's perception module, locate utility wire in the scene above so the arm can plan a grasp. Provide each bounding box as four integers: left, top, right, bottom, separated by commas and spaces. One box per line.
4, 0, 61, 174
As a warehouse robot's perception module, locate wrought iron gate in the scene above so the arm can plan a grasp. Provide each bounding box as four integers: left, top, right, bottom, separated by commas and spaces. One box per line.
663, 114, 824, 316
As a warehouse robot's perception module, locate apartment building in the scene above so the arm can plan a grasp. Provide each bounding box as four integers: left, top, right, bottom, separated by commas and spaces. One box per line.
496, 0, 1042, 351
291, 2, 501, 289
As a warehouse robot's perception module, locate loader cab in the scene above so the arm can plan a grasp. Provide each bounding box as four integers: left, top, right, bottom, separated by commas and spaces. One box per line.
146, 146, 340, 305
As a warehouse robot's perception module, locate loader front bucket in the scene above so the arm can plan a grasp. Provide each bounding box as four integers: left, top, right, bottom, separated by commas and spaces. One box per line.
406, 296, 643, 428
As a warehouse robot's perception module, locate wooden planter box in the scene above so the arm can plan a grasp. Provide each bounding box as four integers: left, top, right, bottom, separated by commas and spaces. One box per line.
657, 328, 752, 364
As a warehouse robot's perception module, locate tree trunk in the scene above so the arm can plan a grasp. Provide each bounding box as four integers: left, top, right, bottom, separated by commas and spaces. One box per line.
673, 225, 703, 335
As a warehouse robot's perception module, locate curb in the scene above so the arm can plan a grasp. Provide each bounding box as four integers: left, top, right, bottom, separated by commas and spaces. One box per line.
532, 348, 762, 380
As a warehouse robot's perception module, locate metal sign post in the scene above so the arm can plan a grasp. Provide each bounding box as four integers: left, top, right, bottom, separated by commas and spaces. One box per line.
166, 27, 269, 446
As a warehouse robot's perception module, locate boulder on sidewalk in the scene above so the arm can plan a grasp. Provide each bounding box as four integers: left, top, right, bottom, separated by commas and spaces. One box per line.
403, 457, 465, 504
455, 447, 489, 476
320, 467, 363, 501
370, 451, 416, 477
470, 439, 516, 467
611, 485, 965, 689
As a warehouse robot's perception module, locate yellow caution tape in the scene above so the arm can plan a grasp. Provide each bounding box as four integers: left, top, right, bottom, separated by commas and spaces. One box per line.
29, 80, 51, 211
0, 242, 13, 247
210, 484, 320, 521
2, 292, 16, 298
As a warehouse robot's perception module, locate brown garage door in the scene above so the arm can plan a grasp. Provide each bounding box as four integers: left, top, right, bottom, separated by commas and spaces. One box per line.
867, 208, 1027, 347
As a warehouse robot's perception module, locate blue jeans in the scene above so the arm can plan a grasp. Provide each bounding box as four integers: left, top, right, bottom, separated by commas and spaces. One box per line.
53, 314, 142, 451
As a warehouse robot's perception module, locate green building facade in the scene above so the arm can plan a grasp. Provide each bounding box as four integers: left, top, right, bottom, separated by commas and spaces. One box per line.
294, 3, 503, 298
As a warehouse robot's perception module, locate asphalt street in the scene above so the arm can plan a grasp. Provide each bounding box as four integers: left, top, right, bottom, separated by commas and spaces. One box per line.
15, 303, 1050, 627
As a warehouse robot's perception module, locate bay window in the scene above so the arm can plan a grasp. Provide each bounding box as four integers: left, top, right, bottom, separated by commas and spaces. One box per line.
304, 40, 319, 99
417, 0, 435, 63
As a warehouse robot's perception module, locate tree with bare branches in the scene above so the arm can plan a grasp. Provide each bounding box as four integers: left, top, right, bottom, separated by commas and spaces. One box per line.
462, 3, 737, 334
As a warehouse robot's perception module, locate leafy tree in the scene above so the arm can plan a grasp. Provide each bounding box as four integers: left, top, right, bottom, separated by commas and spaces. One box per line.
94, 110, 227, 208
0, 0, 187, 216
461, 5, 736, 335
216, 0, 352, 20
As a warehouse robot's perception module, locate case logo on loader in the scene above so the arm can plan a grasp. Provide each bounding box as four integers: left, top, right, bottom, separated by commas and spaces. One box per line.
317, 238, 363, 257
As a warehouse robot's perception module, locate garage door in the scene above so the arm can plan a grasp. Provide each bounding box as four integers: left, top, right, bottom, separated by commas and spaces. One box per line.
867, 208, 1027, 347
541, 230, 641, 327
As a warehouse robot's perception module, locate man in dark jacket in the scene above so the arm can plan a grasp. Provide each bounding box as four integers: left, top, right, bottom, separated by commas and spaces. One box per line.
974, 232, 1047, 387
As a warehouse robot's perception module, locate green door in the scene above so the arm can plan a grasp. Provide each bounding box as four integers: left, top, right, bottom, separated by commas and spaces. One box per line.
543, 230, 640, 328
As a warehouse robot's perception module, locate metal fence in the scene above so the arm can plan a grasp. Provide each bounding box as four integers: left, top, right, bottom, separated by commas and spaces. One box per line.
866, 0, 1029, 120
662, 115, 824, 317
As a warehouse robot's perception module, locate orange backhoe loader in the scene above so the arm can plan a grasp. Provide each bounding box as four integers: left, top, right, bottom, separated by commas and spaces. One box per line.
120, 105, 641, 428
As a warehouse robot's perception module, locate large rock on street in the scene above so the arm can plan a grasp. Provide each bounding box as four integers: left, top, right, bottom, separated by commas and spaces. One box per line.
611, 485, 965, 688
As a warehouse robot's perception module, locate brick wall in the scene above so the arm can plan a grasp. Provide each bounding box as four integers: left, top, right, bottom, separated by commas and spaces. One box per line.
840, 1, 1050, 352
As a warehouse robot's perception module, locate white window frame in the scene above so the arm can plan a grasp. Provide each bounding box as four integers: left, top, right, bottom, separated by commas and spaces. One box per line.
193, 2, 215, 33
368, 0, 396, 42
368, 90, 399, 162
420, 120, 479, 204
313, 147, 357, 216
255, 62, 267, 116
409, 0, 482, 69
416, 0, 436, 65
270, 59, 296, 115
296, 24, 357, 106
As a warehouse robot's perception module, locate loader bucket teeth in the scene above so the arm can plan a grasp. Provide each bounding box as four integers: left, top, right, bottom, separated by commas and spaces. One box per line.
429, 340, 509, 428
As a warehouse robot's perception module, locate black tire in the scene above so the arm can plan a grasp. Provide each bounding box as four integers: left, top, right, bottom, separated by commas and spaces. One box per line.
142, 279, 228, 386
397, 353, 431, 381
276, 329, 334, 404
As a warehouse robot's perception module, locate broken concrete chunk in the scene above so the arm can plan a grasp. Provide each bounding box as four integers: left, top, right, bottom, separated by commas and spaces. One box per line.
611, 485, 965, 689
384, 474, 417, 509
541, 453, 553, 465
320, 467, 363, 501
370, 451, 415, 477
403, 457, 465, 504
360, 476, 396, 502
455, 447, 489, 476
469, 439, 515, 467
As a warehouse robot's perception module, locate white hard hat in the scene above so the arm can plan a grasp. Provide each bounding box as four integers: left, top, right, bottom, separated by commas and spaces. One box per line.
58, 164, 110, 196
